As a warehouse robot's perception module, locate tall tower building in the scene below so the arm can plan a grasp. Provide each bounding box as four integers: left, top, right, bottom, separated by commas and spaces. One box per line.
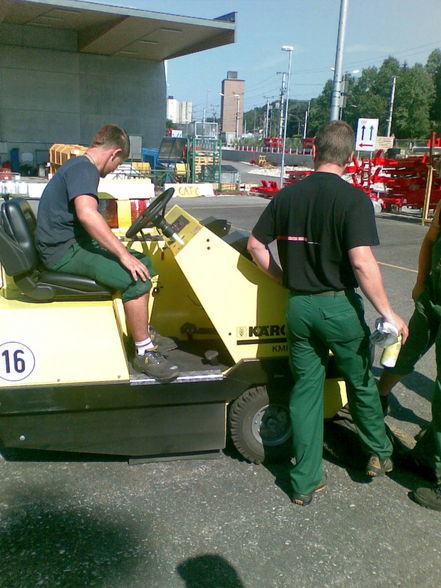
220, 71, 245, 142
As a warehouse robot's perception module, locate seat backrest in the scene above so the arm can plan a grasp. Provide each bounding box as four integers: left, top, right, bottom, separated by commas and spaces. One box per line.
0, 198, 39, 275
0, 197, 113, 302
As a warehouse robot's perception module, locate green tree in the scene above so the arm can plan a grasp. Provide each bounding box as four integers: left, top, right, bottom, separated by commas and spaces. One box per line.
427, 50, 441, 132
286, 100, 309, 137
244, 106, 265, 134
431, 66, 441, 133
394, 63, 435, 138
344, 67, 382, 128
307, 80, 333, 135
426, 49, 441, 76
244, 50, 441, 141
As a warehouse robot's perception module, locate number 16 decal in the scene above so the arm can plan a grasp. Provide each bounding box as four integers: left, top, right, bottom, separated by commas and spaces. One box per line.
0, 342, 35, 381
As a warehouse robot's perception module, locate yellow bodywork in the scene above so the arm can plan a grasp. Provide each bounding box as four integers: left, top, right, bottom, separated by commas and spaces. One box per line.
0, 295, 129, 387
0, 203, 347, 415
162, 205, 290, 363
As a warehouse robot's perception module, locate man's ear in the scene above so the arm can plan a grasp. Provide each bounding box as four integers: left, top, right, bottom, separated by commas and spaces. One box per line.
346, 151, 354, 165
312, 144, 317, 160
112, 148, 123, 161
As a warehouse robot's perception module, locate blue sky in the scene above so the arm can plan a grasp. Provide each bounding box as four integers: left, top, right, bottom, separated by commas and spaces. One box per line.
88, 0, 441, 120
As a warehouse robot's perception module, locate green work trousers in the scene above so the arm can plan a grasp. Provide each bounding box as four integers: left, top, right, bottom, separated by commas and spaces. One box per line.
49, 240, 155, 303
389, 289, 441, 482
286, 290, 392, 495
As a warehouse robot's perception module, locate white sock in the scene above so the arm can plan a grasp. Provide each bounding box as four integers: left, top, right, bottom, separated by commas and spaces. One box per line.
135, 337, 155, 355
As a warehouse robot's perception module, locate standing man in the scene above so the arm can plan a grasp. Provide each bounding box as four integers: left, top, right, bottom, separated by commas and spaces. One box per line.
248, 121, 408, 506
378, 199, 441, 510
36, 124, 178, 382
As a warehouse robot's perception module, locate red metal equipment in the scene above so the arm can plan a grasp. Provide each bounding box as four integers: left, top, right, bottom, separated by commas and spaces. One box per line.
263, 137, 283, 151
348, 142, 441, 212
301, 138, 315, 153
251, 135, 441, 211
249, 179, 279, 197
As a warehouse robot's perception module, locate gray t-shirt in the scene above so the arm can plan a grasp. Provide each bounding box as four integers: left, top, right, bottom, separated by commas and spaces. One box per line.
36, 156, 99, 267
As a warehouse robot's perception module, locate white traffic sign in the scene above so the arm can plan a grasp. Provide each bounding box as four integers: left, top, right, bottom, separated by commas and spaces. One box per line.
355, 118, 379, 151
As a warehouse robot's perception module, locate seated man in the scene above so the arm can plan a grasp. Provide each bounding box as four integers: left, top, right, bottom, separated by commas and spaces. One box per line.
36, 124, 178, 382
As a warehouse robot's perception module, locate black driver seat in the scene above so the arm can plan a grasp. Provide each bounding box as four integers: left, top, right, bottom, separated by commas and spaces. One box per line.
0, 198, 112, 302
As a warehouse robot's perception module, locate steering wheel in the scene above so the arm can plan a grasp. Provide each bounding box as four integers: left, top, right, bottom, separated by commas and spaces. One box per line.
126, 187, 175, 240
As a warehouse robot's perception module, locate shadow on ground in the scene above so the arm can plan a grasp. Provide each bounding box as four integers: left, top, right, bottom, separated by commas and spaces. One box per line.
261, 405, 435, 500
177, 554, 244, 587
0, 485, 144, 586
371, 366, 433, 428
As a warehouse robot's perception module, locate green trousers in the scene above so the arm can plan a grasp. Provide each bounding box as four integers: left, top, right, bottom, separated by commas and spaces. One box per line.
390, 290, 441, 482
286, 290, 392, 495
50, 240, 155, 303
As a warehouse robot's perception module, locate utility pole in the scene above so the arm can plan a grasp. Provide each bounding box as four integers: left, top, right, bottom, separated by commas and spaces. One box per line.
303, 100, 310, 139
330, 0, 349, 121
385, 76, 397, 137
278, 72, 287, 139
264, 97, 271, 138
280, 46, 293, 188
339, 73, 348, 120
234, 93, 240, 140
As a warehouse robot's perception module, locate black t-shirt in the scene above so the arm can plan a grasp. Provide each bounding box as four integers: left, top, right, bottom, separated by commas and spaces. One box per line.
36, 156, 99, 266
251, 172, 379, 292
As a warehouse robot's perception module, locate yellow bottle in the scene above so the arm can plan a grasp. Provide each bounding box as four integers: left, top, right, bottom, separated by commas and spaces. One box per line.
380, 336, 402, 368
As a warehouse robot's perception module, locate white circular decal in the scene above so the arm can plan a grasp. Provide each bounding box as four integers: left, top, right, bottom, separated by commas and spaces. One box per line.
0, 342, 35, 381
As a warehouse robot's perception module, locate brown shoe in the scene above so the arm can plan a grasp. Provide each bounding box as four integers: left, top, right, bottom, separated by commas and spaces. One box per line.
366, 455, 393, 477
292, 474, 328, 506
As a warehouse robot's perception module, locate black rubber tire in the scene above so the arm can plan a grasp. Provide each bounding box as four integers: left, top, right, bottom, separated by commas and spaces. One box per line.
228, 386, 292, 464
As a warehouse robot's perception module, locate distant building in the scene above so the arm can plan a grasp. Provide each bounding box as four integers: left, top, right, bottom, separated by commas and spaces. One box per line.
0, 1, 235, 166
167, 97, 193, 124
220, 71, 245, 142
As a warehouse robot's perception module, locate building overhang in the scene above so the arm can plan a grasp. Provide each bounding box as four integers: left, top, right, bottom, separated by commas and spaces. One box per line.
0, 0, 236, 60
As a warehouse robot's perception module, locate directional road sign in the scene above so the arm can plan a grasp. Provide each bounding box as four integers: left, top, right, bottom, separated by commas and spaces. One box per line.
355, 118, 379, 151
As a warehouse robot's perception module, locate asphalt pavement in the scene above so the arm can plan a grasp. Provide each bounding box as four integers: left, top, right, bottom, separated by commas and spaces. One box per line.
1, 197, 440, 587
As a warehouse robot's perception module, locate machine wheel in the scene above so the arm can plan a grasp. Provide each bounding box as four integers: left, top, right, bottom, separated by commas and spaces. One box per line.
228, 386, 292, 464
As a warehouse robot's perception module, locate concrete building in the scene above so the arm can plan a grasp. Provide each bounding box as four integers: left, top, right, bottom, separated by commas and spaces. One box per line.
167, 97, 193, 125
0, 0, 235, 169
220, 71, 245, 143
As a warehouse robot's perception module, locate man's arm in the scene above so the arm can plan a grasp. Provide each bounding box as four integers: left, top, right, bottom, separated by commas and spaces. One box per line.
247, 234, 283, 284
412, 201, 441, 300
348, 245, 408, 343
74, 195, 150, 282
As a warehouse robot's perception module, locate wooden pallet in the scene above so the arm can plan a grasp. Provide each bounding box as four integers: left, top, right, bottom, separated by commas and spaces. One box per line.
49, 143, 87, 174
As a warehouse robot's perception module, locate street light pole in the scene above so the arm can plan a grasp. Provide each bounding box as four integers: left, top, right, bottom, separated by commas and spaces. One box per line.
234, 93, 240, 140
278, 72, 287, 139
385, 76, 397, 137
303, 100, 310, 139
330, 0, 349, 121
264, 96, 271, 138
280, 45, 293, 189
339, 69, 359, 120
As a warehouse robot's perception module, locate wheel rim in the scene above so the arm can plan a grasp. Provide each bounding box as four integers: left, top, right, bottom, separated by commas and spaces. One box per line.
251, 403, 292, 447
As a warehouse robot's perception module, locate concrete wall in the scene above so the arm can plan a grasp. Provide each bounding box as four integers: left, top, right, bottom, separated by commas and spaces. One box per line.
222, 148, 313, 167
0, 23, 166, 167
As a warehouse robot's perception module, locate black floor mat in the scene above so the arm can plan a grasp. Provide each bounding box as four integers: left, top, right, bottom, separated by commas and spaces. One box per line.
128, 338, 232, 381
